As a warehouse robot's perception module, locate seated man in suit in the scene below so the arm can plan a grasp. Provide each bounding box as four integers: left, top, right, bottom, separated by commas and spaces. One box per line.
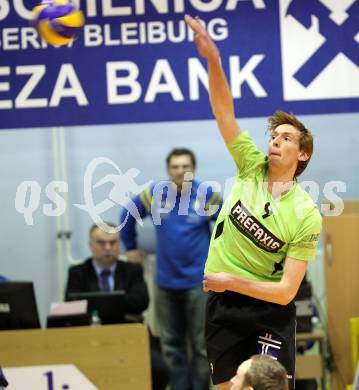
65, 223, 149, 315
65, 223, 169, 390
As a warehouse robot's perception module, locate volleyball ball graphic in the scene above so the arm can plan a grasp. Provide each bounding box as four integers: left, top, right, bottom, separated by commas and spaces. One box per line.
33, 0, 84, 46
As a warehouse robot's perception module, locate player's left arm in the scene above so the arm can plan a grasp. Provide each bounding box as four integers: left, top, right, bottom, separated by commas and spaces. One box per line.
203, 257, 308, 306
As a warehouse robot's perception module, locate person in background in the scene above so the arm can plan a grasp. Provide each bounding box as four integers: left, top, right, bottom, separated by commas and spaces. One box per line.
120, 148, 222, 390
65, 223, 169, 390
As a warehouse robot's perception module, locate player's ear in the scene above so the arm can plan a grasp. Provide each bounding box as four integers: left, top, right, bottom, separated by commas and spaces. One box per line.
298, 150, 309, 162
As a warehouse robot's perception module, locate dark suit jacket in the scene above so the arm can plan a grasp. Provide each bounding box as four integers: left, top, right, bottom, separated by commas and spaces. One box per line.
65, 258, 149, 314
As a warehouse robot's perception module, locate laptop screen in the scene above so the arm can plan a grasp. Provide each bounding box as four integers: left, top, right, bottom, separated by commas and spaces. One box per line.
0, 281, 41, 330
67, 290, 126, 325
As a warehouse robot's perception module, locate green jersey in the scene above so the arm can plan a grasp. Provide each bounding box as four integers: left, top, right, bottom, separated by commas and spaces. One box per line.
205, 132, 322, 282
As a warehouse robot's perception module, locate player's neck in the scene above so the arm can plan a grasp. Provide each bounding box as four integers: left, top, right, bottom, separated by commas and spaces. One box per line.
266, 168, 295, 198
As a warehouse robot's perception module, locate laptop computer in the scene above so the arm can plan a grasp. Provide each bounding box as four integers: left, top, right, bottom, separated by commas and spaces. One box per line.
67, 290, 126, 325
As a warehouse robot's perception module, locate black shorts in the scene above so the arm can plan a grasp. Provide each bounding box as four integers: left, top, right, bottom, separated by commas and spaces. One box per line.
205, 291, 296, 389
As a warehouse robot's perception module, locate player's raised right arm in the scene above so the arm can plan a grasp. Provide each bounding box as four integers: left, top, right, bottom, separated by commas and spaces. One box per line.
184, 14, 240, 143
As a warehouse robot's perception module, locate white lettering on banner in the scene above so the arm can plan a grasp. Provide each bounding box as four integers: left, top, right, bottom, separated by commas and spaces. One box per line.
0, 54, 266, 110
0, 64, 88, 109
13, 0, 32, 20
0, 0, 10, 21
0, 66, 12, 109
0, 0, 264, 21
144, 59, 184, 102
0, 0, 32, 21
84, 19, 227, 47
0, 27, 48, 50
21, 28, 42, 49
174, 0, 185, 13
3, 28, 20, 50
121, 22, 139, 45
0, 19, 227, 50
84, 0, 97, 17
108, 60, 185, 104
135, 0, 169, 14
49, 64, 88, 107
168, 21, 187, 43
253, 0, 266, 8
208, 18, 228, 40
104, 24, 121, 45
230, 55, 267, 98
106, 56, 266, 104
84, 25, 103, 47
100, 0, 243, 17
15, 65, 48, 108
147, 21, 167, 44
188, 58, 209, 100
190, 0, 223, 12
107, 62, 141, 104
103, 0, 131, 16
226, 0, 266, 10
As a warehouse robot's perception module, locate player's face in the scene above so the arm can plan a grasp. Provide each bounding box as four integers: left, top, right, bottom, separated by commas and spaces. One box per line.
268, 124, 308, 173
230, 359, 253, 390
89, 228, 119, 268
167, 155, 195, 187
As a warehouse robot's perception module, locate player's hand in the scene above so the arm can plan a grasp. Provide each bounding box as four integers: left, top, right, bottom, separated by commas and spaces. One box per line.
203, 272, 232, 292
184, 14, 220, 62
126, 249, 146, 263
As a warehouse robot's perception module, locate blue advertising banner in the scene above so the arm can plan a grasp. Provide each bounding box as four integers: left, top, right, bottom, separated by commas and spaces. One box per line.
1, 0, 358, 129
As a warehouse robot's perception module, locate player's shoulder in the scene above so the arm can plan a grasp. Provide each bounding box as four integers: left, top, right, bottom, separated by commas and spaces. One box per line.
138, 181, 155, 196
193, 179, 214, 193
69, 258, 92, 273
293, 184, 318, 205
226, 130, 251, 143
117, 259, 143, 274
292, 184, 322, 222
